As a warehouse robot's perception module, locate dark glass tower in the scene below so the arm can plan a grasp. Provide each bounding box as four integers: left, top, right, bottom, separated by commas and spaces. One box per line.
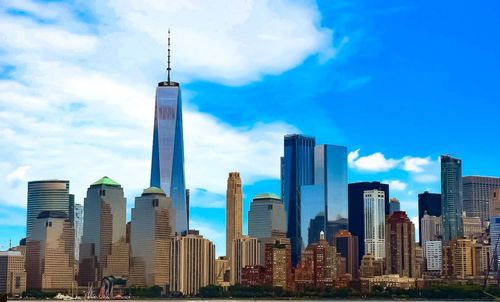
441, 155, 463, 243
150, 33, 188, 234
348, 181, 389, 264
281, 134, 315, 266
417, 191, 441, 245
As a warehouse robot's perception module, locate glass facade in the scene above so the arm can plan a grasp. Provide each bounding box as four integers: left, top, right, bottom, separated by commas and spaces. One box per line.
417, 192, 441, 245
282, 134, 315, 266
363, 190, 385, 260
150, 83, 187, 234
440, 155, 463, 243
314, 144, 348, 241
300, 185, 325, 248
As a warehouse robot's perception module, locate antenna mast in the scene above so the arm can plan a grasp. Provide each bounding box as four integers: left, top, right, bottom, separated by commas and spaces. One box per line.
167, 29, 171, 84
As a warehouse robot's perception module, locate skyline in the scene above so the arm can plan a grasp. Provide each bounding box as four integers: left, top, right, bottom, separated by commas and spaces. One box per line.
1, 1, 500, 256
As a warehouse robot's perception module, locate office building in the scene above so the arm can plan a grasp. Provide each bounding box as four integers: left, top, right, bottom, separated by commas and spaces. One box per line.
257, 231, 289, 267
462, 214, 482, 239
359, 254, 384, 278
27, 180, 72, 239
248, 193, 286, 240
364, 190, 386, 260
150, 36, 188, 235
490, 216, 500, 271
385, 211, 417, 278
264, 240, 293, 290
79, 177, 129, 285
449, 238, 476, 279
334, 230, 359, 280
170, 231, 215, 296
26, 211, 75, 291
418, 192, 441, 246
230, 236, 260, 285
215, 256, 229, 286
463, 176, 500, 227
474, 241, 490, 276
441, 155, 464, 243
425, 241, 442, 272
388, 198, 400, 215
74, 203, 83, 260
281, 134, 315, 266
226, 172, 243, 260
0, 251, 26, 296
301, 186, 325, 246
314, 145, 348, 241
491, 189, 500, 218
129, 187, 175, 288
348, 182, 389, 262
420, 212, 441, 256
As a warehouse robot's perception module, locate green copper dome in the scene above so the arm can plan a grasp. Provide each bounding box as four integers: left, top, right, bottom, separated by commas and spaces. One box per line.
91, 176, 120, 187
142, 187, 166, 195
253, 192, 280, 200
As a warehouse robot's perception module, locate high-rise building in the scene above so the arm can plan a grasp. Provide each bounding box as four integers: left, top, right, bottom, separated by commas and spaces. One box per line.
425, 240, 442, 272
215, 256, 229, 286
314, 145, 348, 241
491, 189, 500, 218
490, 216, 500, 271
300, 186, 325, 246
420, 212, 441, 257
74, 203, 83, 261
129, 187, 175, 288
27, 180, 72, 239
0, 251, 26, 296
450, 238, 476, 279
26, 211, 75, 291
78, 177, 129, 285
441, 155, 464, 243
348, 182, 389, 263
462, 214, 482, 239
150, 36, 188, 235
418, 192, 441, 245
248, 193, 286, 239
281, 134, 315, 266
226, 172, 243, 260
474, 241, 490, 276
388, 198, 401, 215
363, 190, 386, 260
230, 236, 260, 285
385, 211, 417, 278
334, 230, 359, 280
170, 231, 215, 296
264, 240, 293, 290
463, 176, 500, 227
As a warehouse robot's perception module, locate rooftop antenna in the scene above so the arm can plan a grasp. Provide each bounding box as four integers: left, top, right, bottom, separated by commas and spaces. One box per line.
9, 239, 11, 250
167, 28, 171, 84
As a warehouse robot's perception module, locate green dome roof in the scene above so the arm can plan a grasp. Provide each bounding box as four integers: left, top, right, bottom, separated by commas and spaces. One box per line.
142, 187, 166, 195
253, 192, 280, 200
91, 176, 120, 187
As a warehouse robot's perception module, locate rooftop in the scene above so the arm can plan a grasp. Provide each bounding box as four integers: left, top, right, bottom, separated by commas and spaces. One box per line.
253, 192, 281, 201
142, 187, 166, 195
91, 176, 120, 187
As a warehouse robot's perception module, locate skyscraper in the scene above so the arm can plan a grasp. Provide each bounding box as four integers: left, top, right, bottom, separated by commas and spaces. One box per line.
385, 211, 417, 278
150, 32, 188, 235
129, 187, 175, 288
78, 177, 129, 285
300, 185, 325, 246
334, 230, 359, 280
170, 231, 215, 295
490, 216, 500, 271
441, 155, 464, 243
264, 240, 293, 290
363, 190, 385, 260
491, 189, 500, 218
226, 172, 243, 260
348, 182, 389, 263
248, 193, 286, 239
420, 212, 441, 257
74, 203, 83, 260
417, 192, 441, 245
314, 145, 348, 241
282, 134, 315, 266
230, 236, 260, 285
26, 211, 75, 291
463, 176, 500, 227
425, 241, 442, 272
26, 180, 71, 239
388, 198, 400, 215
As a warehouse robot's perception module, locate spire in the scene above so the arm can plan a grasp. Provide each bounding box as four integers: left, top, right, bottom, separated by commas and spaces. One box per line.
167, 28, 171, 84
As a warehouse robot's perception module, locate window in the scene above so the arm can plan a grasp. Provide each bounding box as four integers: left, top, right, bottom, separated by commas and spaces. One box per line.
15, 276, 21, 288
100, 189, 106, 196
152, 199, 159, 207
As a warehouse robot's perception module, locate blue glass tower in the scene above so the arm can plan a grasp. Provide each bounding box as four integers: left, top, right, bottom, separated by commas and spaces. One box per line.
281, 134, 315, 266
150, 33, 188, 234
440, 155, 463, 243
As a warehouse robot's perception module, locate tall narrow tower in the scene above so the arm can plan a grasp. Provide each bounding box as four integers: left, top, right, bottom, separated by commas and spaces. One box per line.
440, 155, 463, 243
226, 172, 243, 259
150, 30, 188, 234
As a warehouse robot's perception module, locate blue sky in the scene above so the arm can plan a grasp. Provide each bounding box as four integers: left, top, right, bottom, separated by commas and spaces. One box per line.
0, 0, 499, 255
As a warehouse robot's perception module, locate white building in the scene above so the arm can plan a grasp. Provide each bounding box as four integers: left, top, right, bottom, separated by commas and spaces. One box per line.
363, 190, 385, 259
420, 212, 441, 257
425, 240, 442, 272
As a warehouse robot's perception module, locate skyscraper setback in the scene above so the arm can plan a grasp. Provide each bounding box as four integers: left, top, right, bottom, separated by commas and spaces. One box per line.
150, 33, 188, 235
226, 172, 243, 260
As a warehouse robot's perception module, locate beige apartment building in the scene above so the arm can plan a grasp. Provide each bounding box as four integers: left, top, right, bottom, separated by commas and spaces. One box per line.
0, 251, 26, 296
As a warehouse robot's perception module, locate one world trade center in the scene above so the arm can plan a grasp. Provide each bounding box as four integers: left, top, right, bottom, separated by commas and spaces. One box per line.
150, 31, 188, 234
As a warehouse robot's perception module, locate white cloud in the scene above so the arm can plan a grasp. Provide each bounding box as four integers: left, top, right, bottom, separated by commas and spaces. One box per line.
6, 166, 30, 182
384, 180, 407, 191
348, 149, 399, 172
402, 156, 432, 173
